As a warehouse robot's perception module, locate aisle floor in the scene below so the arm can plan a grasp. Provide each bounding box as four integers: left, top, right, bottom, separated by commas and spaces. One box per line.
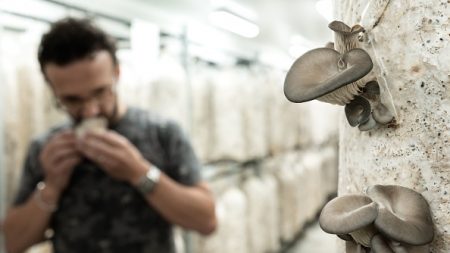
286, 222, 338, 253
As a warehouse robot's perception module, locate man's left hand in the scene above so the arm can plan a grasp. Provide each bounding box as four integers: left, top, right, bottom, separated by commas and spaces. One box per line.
77, 131, 148, 183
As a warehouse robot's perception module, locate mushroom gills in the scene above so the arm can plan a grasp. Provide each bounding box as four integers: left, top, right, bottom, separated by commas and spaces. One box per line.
349, 224, 378, 247
317, 80, 364, 105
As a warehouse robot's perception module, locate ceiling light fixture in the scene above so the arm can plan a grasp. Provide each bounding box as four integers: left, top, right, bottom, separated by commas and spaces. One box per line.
209, 9, 259, 38
315, 0, 334, 22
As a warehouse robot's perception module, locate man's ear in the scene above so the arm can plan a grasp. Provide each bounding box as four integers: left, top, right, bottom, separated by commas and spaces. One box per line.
114, 64, 120, 82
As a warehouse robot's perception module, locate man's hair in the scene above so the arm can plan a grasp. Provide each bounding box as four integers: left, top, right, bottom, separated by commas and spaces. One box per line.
38, 17, 118, 72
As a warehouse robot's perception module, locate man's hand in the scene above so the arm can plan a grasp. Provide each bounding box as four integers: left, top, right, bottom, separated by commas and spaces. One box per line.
76, 130, 148, 183
39, 130, 82, 194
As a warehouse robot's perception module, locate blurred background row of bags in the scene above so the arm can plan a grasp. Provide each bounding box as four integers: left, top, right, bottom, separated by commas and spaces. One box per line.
0, 1, 339, 252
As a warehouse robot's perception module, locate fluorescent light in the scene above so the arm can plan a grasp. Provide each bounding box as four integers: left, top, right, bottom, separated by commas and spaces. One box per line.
315, 0, 334, 22
211, 0, 258, 21
209, 10, 259, 38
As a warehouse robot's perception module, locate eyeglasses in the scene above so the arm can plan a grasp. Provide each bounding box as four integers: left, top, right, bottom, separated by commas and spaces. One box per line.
55, 84, 117, 112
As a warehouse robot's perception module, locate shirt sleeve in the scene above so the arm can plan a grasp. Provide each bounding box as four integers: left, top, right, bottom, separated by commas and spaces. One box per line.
13, 140, 45, 206
160, 121, 202, 186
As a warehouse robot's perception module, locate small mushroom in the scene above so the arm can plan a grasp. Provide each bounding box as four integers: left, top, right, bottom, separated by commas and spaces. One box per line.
358, 114, 377, 131
345, 96, 372, 127
364, 81, 395, 123
361, 80, 395, 124
284, 48, 373, 103
325, 41, 335, 49
361, 80, 380, 100
328, 20, 365, 54
373, 103, 394, 124
366, 185, 434, 246
319, 195, 378, 247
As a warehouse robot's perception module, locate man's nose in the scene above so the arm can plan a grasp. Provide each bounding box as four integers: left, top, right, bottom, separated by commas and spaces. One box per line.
80, 99, 101, 118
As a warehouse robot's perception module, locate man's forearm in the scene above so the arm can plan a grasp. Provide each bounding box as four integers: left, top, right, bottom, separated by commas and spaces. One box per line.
143, 174, 217, 235
4, 187, 58, 253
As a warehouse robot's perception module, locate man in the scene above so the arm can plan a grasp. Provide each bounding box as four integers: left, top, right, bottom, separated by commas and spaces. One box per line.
3, 18, 217, 253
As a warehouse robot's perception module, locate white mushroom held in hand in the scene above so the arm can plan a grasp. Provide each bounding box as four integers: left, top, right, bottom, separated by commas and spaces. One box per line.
75, 117, 108, 139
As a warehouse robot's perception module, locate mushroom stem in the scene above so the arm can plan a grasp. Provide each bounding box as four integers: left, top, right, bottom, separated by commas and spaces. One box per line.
316, 21, 368, 105
371, 234, 395, 253
329, 21, 364, 54
345, 241, 369, 253
334, 32, 361, 54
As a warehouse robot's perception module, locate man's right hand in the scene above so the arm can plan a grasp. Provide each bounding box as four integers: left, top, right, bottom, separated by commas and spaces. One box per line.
39, 130, 81, 196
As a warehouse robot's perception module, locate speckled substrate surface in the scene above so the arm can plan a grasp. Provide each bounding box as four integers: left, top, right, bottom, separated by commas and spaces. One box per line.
336, 0, 450, 252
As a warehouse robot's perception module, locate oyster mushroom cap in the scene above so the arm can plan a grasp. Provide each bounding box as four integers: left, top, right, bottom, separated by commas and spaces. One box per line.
366, 185, 434, 246
345, 96, 372, 127
328, 20, 365, 35
362, 80, 380, 101
284, 47, 373, 103
319, 195, 378, 235
373, 103, 394, 124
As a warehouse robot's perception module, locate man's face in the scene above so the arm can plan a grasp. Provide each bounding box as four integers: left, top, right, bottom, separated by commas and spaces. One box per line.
44, 51, 120, 125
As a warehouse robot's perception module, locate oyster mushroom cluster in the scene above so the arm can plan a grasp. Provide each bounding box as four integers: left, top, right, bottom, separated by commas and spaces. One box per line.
319, 185, 434, 253
284, 20, 395, 131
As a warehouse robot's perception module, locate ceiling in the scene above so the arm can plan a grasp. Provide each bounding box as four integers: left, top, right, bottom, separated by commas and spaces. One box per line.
132, 0, 334, 50
0, 0, 334, 66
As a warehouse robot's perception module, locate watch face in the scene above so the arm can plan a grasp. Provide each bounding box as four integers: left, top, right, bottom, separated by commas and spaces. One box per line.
137, 168, 160, 195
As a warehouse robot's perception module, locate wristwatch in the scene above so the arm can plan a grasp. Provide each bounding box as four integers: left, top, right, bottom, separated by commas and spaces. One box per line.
136, 166, 161, 195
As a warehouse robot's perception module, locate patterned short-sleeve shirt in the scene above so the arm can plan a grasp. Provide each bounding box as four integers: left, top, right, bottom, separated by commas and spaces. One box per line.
13, 107, 201, 253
